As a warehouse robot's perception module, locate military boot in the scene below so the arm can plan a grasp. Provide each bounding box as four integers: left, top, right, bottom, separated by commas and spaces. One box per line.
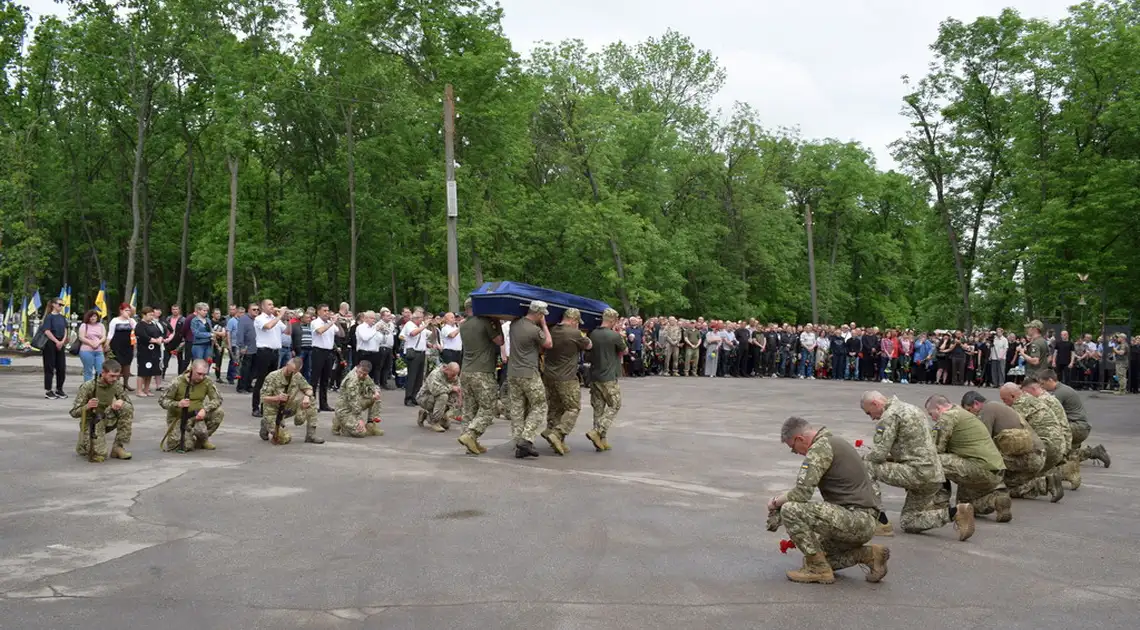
1089, 444, 1111, 468
542, 429, 568, 456
458, 432, 482, 455
994, 492, 1012, 523
366, 422, 384, 437
785, 552, 835, 584
600, 434, 611, 451
1047, 468, 1065, 503
110, 445, 132, 460
89, 454, 106, 463
428, 423, 446, 433
514, 440, 539, 459
304, 425, 325, 444
585, 430, 605, 452
416, 409, 426, 427
860, 545, 890, 583
1062, 460, 1082, 490
954, 503, 975, 541
874, 522, 895, 538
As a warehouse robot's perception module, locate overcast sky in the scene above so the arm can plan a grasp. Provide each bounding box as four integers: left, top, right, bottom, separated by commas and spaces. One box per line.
22, 0, 1074, 168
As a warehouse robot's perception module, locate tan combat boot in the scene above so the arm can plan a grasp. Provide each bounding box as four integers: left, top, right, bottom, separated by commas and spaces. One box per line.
1063, 460, 1081, 490
786, 552, 835, 584
458, 433, 482, 455
860, 545, 890, 583
954, 503, 975, 541
110, 445, 132, 460
429, 423, 446, 433
366, 422, 385, 437
874, 522, 895, 537
585, 430, 605, 452
198, 439, 216, 451
90, 454, 106, 463
416, 409, 427, 427
600, 435, 611, 451
542, 430, 568, 456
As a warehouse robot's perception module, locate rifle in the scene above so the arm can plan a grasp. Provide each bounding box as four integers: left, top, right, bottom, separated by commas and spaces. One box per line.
81, 405, 99, 462
271, 403, 285, 444
177, 381, 190, 453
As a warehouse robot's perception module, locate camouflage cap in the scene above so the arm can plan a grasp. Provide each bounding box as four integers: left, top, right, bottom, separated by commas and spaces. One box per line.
1025, 319, 1043, 330
528, 300, 549, 315
602, 308, 620, 320
463, 297, 473, 311
563, 308, 582, 321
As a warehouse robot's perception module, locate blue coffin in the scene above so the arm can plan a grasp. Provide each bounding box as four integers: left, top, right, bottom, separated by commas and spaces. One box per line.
469, 281, 612, 329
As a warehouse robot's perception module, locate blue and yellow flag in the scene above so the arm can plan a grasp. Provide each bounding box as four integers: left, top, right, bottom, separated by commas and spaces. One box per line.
3, 296, 12, 334
26, 290, 41, 316
94, 281, 108, 318
62, 285, 72, 317
19, 296, 28, 341
129, 287, 137, 311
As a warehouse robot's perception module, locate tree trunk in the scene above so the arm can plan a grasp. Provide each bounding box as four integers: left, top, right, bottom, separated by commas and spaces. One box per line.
61, 221, 69, 288
124, 82, 152, 301
389, 231, 398, 311
805, 203, 819, 325
609, 238, 633, 314
226, 154, 239, 308
472, 248, 484, 287
177, 144, 194, 307
345, 105, 358, 311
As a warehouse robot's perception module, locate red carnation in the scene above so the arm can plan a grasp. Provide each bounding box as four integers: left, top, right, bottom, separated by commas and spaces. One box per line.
206, 358, 214, 364
779, 539, 797, 554
855, 439, 864, 447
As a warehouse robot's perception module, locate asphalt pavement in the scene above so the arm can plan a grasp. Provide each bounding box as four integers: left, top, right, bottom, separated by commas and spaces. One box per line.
0, 371, 1137, 629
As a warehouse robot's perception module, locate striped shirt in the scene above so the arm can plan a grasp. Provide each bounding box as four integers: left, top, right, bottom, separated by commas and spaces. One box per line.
300, 322, 313, 349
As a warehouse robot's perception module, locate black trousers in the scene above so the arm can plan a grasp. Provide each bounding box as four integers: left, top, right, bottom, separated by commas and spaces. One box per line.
42, 343, 66, 391
356, 350, 380, 385
404, 350, 426, 403
250, 347, 278, 412
951, 356, 966, 386
441, 349, 463, 366
375, 347, 394, 387
832, 353, 846, 380
311, 347, 336, 409
238, 350, 255, 391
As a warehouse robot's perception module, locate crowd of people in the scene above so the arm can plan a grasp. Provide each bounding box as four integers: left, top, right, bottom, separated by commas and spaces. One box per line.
618, 317, 1135, 394
31, 293, 1124, 585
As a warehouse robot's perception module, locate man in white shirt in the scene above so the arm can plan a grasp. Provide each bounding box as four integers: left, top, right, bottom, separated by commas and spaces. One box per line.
799, 324, 818, 379
252, 299, 286, 417
440, 312, 463, 366
355, 311, 381, 386
400, 308, 429, 406
373, 308, 396, 389
991, 330, 1009, 387
310, 303, 340, 412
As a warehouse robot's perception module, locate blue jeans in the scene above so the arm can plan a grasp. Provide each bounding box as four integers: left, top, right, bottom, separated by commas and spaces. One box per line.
846, 356, 859, 380
191, 343, 211, 361
800, 349, 814, 378
79, 350, 104, 382
779, 350, 792, 376
279, 347, 293, 368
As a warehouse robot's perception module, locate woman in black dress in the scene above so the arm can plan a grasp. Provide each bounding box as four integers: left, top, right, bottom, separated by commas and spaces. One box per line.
135, 306, 165, 396
107, 303, 137, 390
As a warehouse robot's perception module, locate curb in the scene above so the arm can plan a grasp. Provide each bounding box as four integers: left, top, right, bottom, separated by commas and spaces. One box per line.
0, 366, 84, 376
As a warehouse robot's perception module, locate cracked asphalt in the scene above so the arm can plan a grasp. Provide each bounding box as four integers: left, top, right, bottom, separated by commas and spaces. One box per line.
0, 371, 1137, 629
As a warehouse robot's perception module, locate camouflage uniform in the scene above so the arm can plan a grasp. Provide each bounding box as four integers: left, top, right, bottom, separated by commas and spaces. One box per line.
462, 372, 499, 438
1010, 394, 1067, 498
158, 373, 224, 452
417, 365, 460, 429
508, 376, 546, 443
663, 324, 682, 375
989, 410, 1046, 498
590, 381, 622, 436
933, 407, 1005, 515
1023, 336, 1050, 380
681, 327, 701, 376
863, 396, 948, 534
334, 369, 383, 438
1113, 340, 1129, 394
70, 379, 134, 460
779, 428, 878, 570
260, 367, 317, 445
545, 379, 583, 438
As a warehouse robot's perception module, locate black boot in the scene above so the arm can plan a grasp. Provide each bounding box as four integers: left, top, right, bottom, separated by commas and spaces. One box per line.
514, 440, 539, 459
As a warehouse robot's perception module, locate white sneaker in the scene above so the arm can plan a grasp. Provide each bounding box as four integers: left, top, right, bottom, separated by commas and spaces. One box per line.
808, 376, 815, 380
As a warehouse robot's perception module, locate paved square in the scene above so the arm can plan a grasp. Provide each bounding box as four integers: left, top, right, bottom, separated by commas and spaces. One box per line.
0, 371, 1137, 629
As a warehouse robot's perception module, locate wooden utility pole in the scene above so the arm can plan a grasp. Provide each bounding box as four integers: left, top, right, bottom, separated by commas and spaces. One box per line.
805, 202, 819, 324
443, 84, 460, 313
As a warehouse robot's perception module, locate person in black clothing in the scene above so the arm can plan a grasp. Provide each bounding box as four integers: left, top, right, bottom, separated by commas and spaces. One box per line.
1051, 330, 1075, 384
735, 324, 753, 377
948, 332, 966, 386
39, 297, 69, 399
861, 329, 879, 381
749, 322, 765, 377
845, 329, 862, 380
764, 326, 779, 376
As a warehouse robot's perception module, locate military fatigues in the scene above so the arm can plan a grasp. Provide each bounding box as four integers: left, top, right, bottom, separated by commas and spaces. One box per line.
588, 327, 627, 448
333, 369, 383, 437
507, 318, 547, 445
260, 368, 317, 444
681, 327, 701, 376
663, 325, 682, 375
543, 324, 591, 444
417, 365, 460, 430
1024, 336, 1049, 380
158, 373, 224, 452
977, 401, 1045, 499
71, 379, 134, 461
779, 428, 879, 571
933, 407, 1006, 515
1113, 341, 1129, 394
864, 397, 948, 533
1009, 394, 1067, 498
458, 316, 502, 442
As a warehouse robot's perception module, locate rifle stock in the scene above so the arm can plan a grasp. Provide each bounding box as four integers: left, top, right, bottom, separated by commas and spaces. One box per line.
271, 404, 285, 444
177, 382, 190, 453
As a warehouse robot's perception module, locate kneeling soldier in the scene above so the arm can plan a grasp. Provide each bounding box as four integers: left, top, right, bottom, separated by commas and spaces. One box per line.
159, 360, 224, 452
260, 357, 323, 445
925, 395, 1009, 522
769, 416, 889, 584
71, 359, 133, 462
333, 360, 384, 438
417, 362, 461, 432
